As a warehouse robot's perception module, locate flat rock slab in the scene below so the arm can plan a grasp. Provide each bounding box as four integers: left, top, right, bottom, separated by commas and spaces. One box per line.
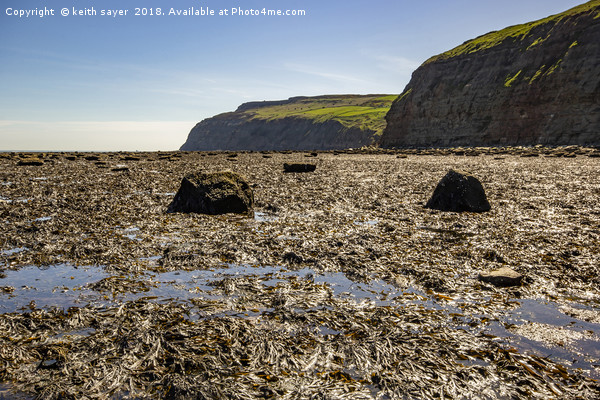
425, 169, 490, 212
283, 163, 316, 173
17, 158, 44, 166
478, 267, 523, 287
167, 171, 254, 216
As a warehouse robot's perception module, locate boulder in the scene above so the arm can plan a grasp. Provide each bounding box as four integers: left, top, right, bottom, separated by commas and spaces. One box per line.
283, 251, 303, 265
17, 157, 44, 166
167, 171, 254, 216
478, 267, 523, 287
283, 163, 316, 173
425, 170, 490, 212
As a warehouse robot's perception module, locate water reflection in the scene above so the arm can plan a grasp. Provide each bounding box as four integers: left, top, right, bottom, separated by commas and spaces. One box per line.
0, 262, 598, 378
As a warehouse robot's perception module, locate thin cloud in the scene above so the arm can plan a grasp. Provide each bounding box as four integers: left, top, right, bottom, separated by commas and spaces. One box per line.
360, 50, 421, 74
283, 63, 372, 85
376, 55, 421, 73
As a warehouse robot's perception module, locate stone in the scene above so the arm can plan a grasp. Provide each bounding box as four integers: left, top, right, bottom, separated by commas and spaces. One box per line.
167, 171, 254, 216
478, 267, 523, 287
283, 163, 316, 173
283, 251, 303, 265
17, 158, 43, 166
425, 170, 490, 212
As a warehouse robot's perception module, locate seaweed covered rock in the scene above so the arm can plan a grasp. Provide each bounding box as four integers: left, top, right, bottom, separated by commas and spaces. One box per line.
167, 171, 254, 216
17, 157, 44, 166
479, 267, 523, 287
283, 163, 316, 173
425, 170, 490, 212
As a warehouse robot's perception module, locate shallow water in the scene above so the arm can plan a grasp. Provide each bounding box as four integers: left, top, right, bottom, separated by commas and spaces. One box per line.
254, 211, 278, 222
1, 247, 28, 257
0, 264, 110, 312
1, 262, 598, 378
0, 263, 403, 310
487, 298, 600, 378
0, 383, 34, 400
136, 264, 406, 305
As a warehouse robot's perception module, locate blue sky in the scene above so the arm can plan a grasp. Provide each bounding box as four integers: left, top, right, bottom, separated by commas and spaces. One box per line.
0, 0, 584, 151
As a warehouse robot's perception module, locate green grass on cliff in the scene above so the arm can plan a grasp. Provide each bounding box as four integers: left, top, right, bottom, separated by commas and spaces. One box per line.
245, 95, 396, 135
425, 0, 600, 64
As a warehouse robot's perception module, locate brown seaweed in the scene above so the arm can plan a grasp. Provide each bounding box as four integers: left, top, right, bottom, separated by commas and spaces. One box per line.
0, 149, 599, 398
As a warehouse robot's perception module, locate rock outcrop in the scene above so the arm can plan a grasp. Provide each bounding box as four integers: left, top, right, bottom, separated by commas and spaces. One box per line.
425, 170, 491, 213
17, 157, 44, 166
381, 1, 600, 148
180, 95, 394, 151
479, 267, 524, 287
283, 163, 317, 173
167, 171, 254, 216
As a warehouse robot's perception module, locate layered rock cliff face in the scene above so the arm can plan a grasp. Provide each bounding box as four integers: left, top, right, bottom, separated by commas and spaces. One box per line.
381, 1, 600, 148
180, 95, 394, 151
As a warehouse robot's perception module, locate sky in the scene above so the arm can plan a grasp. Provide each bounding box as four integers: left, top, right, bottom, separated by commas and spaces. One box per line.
0, 0, 585, 151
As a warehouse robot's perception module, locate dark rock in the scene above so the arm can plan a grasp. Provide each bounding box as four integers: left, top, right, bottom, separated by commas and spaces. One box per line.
483, 249, 506, 264
283, 163, 316, 173
17, 158, 43, 166
478, 267, 523, 287
425, 170, 490, 212
167, 171, 254, 216
283, 251, 303, 265
38, 359, 60, 370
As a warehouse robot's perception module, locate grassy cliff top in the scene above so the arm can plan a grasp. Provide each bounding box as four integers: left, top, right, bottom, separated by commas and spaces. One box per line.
425, 0, 600, 64
237, 94, 397, 135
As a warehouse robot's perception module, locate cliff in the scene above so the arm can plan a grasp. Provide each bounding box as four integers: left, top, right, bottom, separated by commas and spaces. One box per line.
381, 1, 600, 148
180, 95, 395, 151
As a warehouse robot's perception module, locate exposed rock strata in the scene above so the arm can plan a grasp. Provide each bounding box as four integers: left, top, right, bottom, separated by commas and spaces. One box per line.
180, 95, 393, 151
181, 116, 373, 151
381, 1, 600, 147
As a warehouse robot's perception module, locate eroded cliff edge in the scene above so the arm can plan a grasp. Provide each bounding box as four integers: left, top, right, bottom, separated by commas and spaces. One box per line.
381, 1, 600, 148
180, 95, 394, 151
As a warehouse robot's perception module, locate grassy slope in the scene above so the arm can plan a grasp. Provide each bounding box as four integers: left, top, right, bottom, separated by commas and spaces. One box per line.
243, 95, 397, 136
425, 0, 600, 64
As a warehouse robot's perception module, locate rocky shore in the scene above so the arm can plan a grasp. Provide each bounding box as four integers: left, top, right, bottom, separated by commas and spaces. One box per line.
0, 149, 599, 399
